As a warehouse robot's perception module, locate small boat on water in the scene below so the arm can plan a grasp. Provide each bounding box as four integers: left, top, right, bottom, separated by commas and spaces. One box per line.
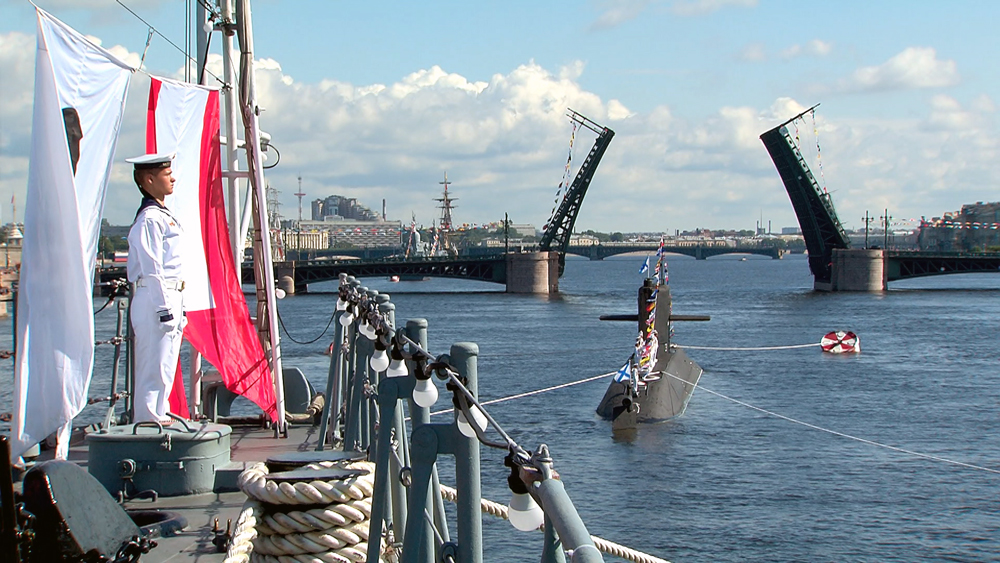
388, 275, 400, 282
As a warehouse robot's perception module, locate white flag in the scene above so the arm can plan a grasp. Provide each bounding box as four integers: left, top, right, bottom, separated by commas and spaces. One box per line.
11, 9, 133, 461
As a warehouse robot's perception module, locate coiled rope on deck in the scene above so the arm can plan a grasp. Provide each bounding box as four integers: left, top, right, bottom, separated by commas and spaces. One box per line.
228, 460, 392, 563
223, 499, 262, 563
437, 484, 671, 563
238, 462, 375, 506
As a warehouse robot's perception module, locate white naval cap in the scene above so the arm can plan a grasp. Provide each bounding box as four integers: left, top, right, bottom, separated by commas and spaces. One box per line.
125, 152, 175, 170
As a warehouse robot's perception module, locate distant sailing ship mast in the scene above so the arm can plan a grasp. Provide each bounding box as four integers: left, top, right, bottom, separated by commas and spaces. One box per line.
434, 171, 457, 254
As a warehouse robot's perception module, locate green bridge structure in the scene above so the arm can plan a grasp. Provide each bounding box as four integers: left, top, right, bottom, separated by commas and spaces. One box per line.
761, 105, 1000, 291
564, 242, 782, 260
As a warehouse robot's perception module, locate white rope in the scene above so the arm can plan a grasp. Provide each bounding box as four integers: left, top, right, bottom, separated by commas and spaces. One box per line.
658, 371, 1000, 475
238, 462, 375, 506
671, 343, 820, 351
250, 550, 366, 563
437, 484, 671, 563
428, 372, 613, 417
224, 499, 262, 563
233, 461, 389, 563
257, 502, 371, 535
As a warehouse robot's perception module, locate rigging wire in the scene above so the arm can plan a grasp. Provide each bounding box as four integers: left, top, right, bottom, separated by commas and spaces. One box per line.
655, 369, 1000, 476
115, 0, 225, 86
275, 305, 337, 345
427, 371, 613, 417
811, 109, 827, 192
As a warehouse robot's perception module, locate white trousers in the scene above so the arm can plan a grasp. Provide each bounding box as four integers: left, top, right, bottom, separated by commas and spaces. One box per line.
132, 287, 184, 423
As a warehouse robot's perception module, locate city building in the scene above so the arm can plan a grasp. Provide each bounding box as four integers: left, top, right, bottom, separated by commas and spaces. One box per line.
919, 201, 1000, 252
310, 195, 381, 222
285, 218, 402, 248
508, 223, 538, 238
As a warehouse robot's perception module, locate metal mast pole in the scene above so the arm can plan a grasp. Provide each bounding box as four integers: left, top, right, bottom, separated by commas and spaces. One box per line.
220, 0, 243, 265
236, 0, 287, 431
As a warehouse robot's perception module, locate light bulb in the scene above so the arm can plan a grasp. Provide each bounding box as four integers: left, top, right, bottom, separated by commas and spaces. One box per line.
336, 298, 348, 311
339, 311, 354, 326
359, 319, 375, 340
507, 492, 544, 531
202, 19, 214, 34
370, 348, 390, 372
456, 404, 488, 438
275, 288, 286, 299
412, 378, 438, 408
386, 357, 408, 378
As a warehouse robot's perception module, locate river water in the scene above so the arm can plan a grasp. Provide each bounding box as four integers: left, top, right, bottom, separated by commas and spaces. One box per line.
3, 253, 999, 561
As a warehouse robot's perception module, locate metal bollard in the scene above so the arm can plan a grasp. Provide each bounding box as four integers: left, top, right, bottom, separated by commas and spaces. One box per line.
450, 343, 483, 563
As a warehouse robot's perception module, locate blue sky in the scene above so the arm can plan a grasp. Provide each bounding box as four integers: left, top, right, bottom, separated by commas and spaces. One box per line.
1, 0, 998, 232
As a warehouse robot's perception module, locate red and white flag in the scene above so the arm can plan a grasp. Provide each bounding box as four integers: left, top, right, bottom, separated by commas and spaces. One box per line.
145, 76, 277, 420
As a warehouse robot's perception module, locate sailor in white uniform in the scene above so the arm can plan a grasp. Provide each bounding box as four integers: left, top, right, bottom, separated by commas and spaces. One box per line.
126, 152, 186, 424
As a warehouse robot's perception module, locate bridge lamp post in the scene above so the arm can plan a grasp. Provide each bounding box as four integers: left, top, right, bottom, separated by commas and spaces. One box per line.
862, 211, 875, 249
504, 212, 510, 254
881, 209, 893, 250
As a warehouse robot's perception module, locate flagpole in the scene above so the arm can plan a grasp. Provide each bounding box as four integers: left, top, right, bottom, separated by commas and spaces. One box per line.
236, 0, 286, 432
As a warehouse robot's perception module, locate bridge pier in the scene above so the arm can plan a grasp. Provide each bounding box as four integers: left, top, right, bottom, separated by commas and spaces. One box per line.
505, 251, 559, 294
275, 262, 300, 295
830, 249, 885, 291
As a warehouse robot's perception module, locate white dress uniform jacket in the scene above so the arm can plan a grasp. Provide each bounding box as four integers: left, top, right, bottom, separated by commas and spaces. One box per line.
128, 198, 186, 423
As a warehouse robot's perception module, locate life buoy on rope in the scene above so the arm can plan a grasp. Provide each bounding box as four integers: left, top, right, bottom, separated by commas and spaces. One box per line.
821, 331, 860, 354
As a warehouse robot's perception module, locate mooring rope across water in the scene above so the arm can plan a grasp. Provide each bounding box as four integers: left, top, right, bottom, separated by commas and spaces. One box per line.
427, 372, 614, 417
657, 370, 1000, 476
437, 484, 671, 563
672, 342, 820, 351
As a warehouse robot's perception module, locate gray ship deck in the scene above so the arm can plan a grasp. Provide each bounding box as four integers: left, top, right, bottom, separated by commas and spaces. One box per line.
32, 423, 324, 562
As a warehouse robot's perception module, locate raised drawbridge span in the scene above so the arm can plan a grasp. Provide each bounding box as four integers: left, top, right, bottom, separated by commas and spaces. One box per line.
761, 105, 1000, 290
760, 105, 850, 290
539, 110, 615, 275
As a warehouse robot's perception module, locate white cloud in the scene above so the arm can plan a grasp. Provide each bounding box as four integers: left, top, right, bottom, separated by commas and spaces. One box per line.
1, 31, 998, 234
589, 0, 755, 30
839, 47, 959, 93
923, 94, 996, 133
780, 39, 832, 59
590, 0, 653, 31
738, 42, 766, 62
670, 0, 757, 17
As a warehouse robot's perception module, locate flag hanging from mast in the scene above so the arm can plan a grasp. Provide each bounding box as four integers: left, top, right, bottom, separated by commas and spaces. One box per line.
11, 8, 133, 461
145, 76, 277, 420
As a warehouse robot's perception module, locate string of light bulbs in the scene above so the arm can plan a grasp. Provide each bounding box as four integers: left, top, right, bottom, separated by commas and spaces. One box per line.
335, 278, 557, 532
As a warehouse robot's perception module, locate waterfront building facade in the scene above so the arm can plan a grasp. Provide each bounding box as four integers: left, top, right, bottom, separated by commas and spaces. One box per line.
919, 201, 1000, 252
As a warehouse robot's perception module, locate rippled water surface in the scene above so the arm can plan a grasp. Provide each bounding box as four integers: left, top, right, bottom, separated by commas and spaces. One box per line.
3, 254, 999, 561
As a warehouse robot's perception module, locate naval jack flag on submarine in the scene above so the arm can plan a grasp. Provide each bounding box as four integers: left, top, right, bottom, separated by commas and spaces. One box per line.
11, 9, 133, 461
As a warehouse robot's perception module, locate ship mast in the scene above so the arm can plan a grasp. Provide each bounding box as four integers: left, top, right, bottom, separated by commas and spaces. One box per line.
434, 172, 457, 251
198, 0, 284, 431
